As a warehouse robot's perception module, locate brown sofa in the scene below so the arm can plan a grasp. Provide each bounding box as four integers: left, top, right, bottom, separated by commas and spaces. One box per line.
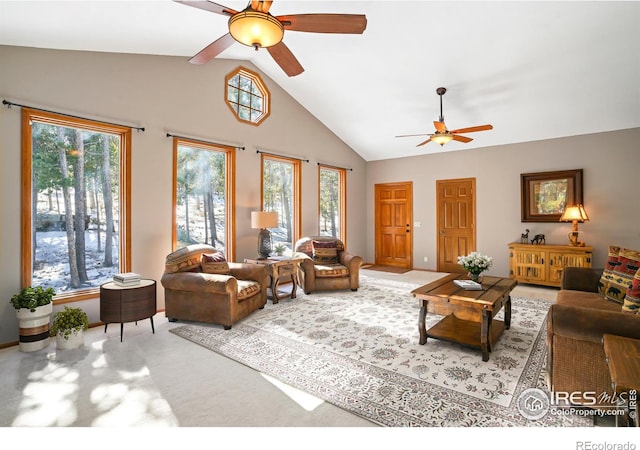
161, 244, 268, 329
293, 236, 362, 294
546, 267, 640, 405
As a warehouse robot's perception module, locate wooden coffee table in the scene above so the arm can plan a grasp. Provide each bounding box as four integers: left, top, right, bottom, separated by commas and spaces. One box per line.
411, 273, 517, 361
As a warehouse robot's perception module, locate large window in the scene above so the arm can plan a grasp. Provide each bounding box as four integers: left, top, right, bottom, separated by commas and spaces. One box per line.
261, 154, 301, 253
21, 109, 131, 301
173, 138, 235, 259
318, 165, 346, 241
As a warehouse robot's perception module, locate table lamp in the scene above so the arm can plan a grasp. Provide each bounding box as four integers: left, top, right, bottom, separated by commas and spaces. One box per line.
559, 204, 589, 247
251, 211, 278, 259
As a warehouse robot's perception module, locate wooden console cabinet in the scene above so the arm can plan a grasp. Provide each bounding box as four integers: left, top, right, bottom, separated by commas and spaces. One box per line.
508, 242, 593, 287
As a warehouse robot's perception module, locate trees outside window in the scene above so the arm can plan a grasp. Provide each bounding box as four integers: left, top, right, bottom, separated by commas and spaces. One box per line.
319, 165, 346, 241
173, 138, 235, 259
261, 154, 300, 252
21, 109, 131, 300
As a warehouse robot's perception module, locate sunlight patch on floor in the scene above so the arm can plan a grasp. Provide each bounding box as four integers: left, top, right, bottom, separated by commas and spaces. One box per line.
261, 373, 324, 411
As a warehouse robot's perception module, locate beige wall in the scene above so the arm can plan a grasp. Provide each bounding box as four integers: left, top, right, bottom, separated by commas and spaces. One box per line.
367, 128, 640, 276
2, 45, 639, 347
0, 45, 367, 345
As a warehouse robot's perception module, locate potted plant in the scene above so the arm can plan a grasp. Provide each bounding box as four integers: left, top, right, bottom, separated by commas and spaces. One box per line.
10, 286, 55, 352
50, 306, 89, 350
274, 243, 286, 256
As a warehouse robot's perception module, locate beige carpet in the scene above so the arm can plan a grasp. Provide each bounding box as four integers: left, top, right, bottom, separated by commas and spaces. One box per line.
360, 264, 411, 274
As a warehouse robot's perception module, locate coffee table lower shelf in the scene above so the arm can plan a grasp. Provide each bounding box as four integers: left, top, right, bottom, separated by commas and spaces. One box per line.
425, 314, 505, 358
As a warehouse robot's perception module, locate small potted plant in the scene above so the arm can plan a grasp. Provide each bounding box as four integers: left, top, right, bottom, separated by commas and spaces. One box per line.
274, 243, 286, 256
50, 306, 89, 350
10, 286, 55, 352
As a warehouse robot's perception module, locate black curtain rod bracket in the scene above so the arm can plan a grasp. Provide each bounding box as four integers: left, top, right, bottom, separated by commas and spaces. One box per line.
2, 99, 145, 132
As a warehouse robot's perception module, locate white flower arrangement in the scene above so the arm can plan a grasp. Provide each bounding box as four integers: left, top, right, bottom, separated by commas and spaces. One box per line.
457, 252, 493, 275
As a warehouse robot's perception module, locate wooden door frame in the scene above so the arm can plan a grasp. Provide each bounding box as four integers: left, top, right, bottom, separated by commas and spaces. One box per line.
436, 177, 476, 273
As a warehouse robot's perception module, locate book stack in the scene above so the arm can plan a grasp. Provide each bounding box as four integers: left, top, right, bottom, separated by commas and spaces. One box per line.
453, 279, 482, 291
113, 272, 140, 287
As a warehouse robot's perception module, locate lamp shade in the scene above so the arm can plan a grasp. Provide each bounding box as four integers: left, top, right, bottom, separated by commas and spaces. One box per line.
560, 204, 589, 223
229, 9, 284, 49
251, 211, 278, 229
431, 133, 453, 146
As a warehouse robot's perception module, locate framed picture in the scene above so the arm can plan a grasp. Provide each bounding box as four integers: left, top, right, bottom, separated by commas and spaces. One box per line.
521, 169, 583, 222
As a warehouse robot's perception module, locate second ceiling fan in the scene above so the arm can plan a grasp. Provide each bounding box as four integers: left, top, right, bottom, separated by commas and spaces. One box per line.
175, 0, 367, 77
396, 87, 493, 147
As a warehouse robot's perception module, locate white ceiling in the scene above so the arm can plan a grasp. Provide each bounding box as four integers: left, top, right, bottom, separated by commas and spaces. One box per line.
1, 1, 639, 161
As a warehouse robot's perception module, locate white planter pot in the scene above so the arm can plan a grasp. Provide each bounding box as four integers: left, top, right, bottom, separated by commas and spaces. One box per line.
16, 303, 52, 352
56, 328, 85, 350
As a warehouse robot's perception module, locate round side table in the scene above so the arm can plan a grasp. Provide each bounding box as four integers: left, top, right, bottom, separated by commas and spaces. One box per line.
100, 279, 157, 342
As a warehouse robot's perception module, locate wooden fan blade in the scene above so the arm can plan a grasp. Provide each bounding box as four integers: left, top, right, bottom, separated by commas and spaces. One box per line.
452, 135, 473, 143
433, 121, 447, 133
417, 138, 433, 147
174, 0, 236, 16
251, 1, 273, 13
189, 33, 236, 64
449, 124, 493, 134
277, 14, 367, 34
395, 133, 433, 138
267, 41, 305, 77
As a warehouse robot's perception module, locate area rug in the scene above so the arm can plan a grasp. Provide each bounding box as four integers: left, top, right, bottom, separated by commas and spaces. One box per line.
170, 275, 591, 427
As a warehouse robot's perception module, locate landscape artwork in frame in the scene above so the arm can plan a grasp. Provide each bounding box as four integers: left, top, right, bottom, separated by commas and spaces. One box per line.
521, 169, 583, 222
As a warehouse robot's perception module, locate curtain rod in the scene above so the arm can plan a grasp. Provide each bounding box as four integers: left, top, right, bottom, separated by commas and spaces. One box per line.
317, 162, 353, 171
166, 132, 245, 150
256, 149, 309, 163
2, 99, 145, 132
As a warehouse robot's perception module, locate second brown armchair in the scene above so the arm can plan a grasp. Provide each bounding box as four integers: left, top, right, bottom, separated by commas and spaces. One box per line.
293, 236, 362, 294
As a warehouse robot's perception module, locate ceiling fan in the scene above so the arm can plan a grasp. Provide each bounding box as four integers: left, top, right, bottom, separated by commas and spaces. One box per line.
175, 0, 367, 77
396, 87, 493, 147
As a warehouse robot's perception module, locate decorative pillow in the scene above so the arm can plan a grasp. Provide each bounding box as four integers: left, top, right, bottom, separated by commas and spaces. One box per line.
165, 244, 214, 273
621, 268, 640, 314
604, 248, 640, 305
201, 252, 230, 275
598, 245, 621, 296
312, 240, 339, 264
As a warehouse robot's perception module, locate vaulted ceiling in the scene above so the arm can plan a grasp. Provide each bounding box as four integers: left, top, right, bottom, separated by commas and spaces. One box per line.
1, 1, 638, 161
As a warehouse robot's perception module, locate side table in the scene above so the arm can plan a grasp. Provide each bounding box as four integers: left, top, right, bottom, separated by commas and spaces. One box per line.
602, 333, 640, 427
244, 257, 301, 304
100, 279, 157, 342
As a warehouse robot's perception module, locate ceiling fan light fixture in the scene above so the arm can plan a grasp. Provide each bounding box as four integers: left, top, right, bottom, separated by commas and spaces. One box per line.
229, 8, 284, 49
431, 133, 453, 146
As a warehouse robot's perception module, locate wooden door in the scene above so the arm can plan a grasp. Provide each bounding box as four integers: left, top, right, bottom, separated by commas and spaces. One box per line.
436, 178, 476, 273
375, 182, 413, 268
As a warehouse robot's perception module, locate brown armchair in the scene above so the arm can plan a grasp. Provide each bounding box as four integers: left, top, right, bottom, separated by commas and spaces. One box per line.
546, 267, 640, 406
293, 236, 362, 294
161, 244, 268, 329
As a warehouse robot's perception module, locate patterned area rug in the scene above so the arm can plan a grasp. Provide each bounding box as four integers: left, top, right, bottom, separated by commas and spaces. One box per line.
170, 275, 591, 427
